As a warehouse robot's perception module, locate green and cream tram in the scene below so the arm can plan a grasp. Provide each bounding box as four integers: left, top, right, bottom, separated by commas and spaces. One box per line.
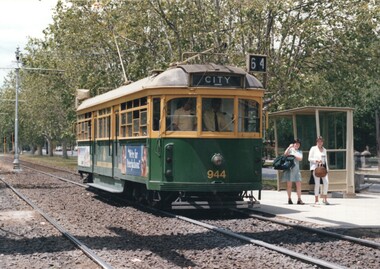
76, 63, 264, 209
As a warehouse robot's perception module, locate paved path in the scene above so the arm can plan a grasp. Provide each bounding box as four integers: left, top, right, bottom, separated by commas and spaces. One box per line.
254, 189, 380, 228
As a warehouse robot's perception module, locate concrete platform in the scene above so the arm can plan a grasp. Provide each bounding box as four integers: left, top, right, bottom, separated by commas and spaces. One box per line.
253, 190, 380, 228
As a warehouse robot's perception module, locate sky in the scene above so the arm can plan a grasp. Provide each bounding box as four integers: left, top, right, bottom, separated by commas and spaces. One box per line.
0, 0, 58, 86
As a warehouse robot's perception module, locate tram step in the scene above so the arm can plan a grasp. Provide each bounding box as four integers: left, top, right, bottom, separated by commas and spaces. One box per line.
171, 200, 260, 210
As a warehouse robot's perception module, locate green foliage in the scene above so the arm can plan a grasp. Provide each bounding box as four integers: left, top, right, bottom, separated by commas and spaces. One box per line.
0, 0, 378, 153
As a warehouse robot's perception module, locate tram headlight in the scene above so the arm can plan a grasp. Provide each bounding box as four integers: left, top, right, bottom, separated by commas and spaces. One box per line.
164, 143, 174, 180
211, 153, 224, 166
165, 169, 173, 177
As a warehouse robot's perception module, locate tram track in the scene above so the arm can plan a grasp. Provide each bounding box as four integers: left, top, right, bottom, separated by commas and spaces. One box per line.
151, 208, 346, 269
19, 165, 377, 268
178, 209, 380, 268
1, 157, 379, 268
43, 169, 344, 269
19, 158, 79, 176
21, 165, 87, 188
231, 208, 380, 249
0, 176, 113, 269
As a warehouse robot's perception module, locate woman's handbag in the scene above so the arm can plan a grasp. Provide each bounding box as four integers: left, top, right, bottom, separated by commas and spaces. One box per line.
309, 171, 323, 184
314, 163, 327, 178
273, 155, 295, 170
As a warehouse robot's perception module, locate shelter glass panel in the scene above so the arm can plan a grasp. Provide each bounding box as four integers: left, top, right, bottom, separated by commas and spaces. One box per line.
296, 115, 316, 151
328, 151, 346, 169
275, 117, 293, 154
299, 152, 310, 170
319, 111, 347, 150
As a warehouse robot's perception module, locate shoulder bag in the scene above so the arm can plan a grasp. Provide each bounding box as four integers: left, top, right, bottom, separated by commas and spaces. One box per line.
273, 155, 295, 170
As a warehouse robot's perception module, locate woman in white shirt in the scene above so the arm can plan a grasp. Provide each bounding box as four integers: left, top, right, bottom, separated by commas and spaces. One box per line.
308, 136, 329, 205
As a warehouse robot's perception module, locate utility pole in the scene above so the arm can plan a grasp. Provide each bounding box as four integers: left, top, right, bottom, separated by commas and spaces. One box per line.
1, 48, 64, 168
13, 47, 21, 171
376, 110, 380, 171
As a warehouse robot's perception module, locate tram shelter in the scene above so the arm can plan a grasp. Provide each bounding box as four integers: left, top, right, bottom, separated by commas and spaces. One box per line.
269, 106, 356, 197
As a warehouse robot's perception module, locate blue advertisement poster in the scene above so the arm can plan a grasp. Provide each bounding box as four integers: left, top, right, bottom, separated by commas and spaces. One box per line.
126, 145, 148, 177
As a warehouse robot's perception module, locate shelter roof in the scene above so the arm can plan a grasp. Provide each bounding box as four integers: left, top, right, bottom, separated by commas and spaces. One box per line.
269, 106, 354, 117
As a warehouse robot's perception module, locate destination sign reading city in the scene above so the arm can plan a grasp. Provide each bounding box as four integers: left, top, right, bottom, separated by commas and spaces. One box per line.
191, 74, 242, 87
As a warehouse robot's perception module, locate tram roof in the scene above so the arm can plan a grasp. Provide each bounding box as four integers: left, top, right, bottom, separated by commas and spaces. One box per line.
77, 63, 263, 112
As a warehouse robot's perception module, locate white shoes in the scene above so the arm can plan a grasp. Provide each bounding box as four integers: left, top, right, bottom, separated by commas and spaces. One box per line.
314, 201, 330, 205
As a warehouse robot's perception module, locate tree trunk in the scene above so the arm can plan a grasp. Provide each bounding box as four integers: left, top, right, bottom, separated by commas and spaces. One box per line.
36, 145, 43, 156
47, 138, 54, 157
62, 141, 68, 159
30, 145, 35, 155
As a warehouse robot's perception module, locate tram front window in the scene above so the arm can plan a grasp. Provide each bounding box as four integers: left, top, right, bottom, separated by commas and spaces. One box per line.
166, 98, 197, 131
238, 99, 260, 133
202, 98, 233, 132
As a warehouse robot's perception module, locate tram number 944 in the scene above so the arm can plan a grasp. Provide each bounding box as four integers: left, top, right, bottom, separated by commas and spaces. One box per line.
207, 170, 226, 179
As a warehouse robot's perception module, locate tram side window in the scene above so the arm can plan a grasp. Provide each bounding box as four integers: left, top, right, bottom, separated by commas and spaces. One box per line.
202, 98, 233, 132
77, 113, 91, 140
166, 98, 197, 131
77, 121, 90, 140
119, 97, 148, 137
98, 116, 110, 138
97, 108, 111, 138
120, 113, 127, 137
238, 99, 260, 133
152, 98, 161, 131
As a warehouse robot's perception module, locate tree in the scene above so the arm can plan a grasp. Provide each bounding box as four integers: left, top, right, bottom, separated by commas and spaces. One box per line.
1, 0, 378, 157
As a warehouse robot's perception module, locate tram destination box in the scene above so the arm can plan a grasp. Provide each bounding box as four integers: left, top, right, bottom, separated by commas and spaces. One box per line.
191, 73, 243, 87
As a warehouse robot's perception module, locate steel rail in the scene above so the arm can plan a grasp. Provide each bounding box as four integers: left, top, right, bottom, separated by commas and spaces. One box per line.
13, 159, 348, 268
0, 155, 79, 176
2, 157, 364, 267
21, 165, 87, 188
233, 209, 380, 250
0, 177, 113, 269
19, 159, 80, 176
151, 208, 347, 269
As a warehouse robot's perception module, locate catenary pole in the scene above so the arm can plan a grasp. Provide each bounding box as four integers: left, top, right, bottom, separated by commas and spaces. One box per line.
13, 47, 21, 171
